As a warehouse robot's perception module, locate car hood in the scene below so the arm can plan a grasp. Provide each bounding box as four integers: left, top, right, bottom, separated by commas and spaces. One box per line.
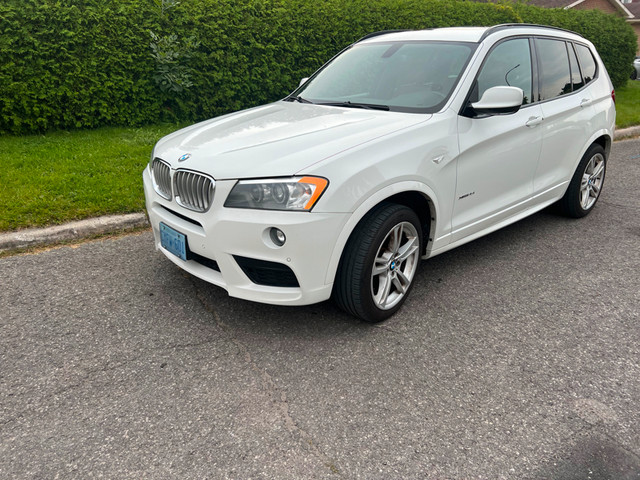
154, 101, 431, 179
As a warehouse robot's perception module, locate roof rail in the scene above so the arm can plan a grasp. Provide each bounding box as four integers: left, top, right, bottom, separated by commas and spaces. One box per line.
355, 30, 409, 43
479, 23, 583, 42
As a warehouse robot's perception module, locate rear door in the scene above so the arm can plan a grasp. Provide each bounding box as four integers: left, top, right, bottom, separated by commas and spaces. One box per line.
533, 39, 597, 200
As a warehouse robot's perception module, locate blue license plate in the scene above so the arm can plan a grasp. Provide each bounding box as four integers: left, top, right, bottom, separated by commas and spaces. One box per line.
160, 223, 188, 261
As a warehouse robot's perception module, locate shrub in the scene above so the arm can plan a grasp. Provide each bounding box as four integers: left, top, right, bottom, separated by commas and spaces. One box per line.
0, 0, 635, 134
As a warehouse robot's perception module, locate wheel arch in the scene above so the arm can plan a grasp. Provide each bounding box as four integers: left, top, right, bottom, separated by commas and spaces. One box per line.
560, 131, 611, 193
385, 191, 434, 249
582, 132, 612, 164
324, 182, 438, 285
591, 133, 611, 158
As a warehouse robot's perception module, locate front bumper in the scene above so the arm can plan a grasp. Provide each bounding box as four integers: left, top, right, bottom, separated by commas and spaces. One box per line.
143, 166, 349, 306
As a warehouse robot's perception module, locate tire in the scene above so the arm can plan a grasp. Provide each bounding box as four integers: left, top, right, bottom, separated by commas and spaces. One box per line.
558, 144, 606, 218
333, 203, 423, 322
632, 69, 637, 81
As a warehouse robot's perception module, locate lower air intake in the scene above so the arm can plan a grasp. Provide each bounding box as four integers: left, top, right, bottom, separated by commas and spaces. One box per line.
233, 256, 300, 288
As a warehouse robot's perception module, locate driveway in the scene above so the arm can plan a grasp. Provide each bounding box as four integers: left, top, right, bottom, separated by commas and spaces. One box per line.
1, 138, 639, 479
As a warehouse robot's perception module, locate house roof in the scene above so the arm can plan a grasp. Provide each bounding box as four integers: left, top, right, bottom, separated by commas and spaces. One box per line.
626, 2, 640, 18
524, 0, 638, 19
526, 0, 576, 7
472, 0, 639, 20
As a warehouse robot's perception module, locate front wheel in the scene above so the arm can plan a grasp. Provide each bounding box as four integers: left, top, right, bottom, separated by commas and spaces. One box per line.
333, 203, 423, 322
558, 144, 606, 218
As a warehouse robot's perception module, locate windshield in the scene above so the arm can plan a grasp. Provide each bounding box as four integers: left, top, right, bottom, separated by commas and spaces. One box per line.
292, 41, 477, 113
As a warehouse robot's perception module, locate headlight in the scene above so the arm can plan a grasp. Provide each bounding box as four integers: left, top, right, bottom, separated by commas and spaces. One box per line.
224, 176, 328, 211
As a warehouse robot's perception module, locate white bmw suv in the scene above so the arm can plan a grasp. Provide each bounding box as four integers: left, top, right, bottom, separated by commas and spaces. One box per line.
143, 24, 615, 322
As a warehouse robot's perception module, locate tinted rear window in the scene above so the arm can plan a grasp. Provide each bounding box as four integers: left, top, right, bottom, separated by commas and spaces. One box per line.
574, 43, 597, 84
567, 43, 584, 91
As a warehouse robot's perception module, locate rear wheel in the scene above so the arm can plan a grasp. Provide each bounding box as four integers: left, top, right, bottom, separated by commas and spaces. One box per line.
334, 203, 422, 322
558, 144, 606, 218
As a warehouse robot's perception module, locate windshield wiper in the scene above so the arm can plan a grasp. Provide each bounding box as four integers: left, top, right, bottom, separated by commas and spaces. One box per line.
316, 100, 390, 111
285, 95, 314, 104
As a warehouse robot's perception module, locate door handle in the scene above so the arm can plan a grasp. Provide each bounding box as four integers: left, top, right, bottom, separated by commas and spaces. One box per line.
525, 116, 543, 127
580, 98, 592, 108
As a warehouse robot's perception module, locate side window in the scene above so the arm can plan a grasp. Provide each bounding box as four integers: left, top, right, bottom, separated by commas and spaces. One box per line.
568, 43, 584, 91
536, 38, 572, 101
476, 38, 533, 104
574, 43, 597, 84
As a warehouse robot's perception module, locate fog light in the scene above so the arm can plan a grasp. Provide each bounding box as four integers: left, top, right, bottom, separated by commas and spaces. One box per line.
269, 227, 286, 247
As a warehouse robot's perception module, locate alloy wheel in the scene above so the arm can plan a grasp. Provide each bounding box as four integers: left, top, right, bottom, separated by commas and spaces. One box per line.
370, 221, 420, 310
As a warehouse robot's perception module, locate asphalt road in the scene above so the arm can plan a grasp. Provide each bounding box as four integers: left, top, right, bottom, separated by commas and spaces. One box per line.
1, 139, 639, 479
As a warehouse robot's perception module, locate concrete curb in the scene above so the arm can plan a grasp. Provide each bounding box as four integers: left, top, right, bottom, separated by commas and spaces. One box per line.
615, 125, 640, 140
0, 213, 149, 254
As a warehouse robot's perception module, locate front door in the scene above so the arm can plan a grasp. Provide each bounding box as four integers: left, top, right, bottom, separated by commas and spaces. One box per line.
452, 37, 543, 242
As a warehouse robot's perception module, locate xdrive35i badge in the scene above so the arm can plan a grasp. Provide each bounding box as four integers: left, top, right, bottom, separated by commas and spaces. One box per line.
178, 153, 191, 162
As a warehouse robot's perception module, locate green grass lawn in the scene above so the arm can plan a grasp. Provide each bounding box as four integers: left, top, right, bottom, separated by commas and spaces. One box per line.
615, 80, 640, 129
0, 124, 182, 231
1, 84, 639, 232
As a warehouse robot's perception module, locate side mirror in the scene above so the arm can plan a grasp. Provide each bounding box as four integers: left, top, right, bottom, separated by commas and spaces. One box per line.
299, 77, 309, 87
470, 86, 524, 116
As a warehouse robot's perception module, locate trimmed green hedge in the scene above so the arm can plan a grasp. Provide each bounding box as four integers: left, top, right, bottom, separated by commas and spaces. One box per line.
0, 1, 161, 133
0, 0, 635, 134
183, 0, 524, 121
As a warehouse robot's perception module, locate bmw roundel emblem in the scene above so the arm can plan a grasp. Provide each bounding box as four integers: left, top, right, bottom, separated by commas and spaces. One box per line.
178, 153, 191, 162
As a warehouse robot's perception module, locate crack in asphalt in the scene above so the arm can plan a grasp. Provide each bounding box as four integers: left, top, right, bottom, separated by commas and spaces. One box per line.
188, 277, 343, 478
0, 338, 220, 429
369, 323, 405, 335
